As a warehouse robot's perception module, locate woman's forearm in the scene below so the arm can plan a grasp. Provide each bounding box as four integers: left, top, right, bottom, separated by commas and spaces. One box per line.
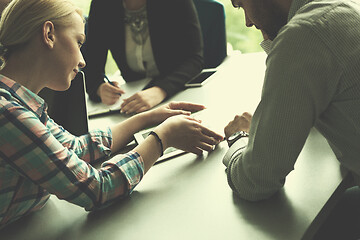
110, 112, 150, 152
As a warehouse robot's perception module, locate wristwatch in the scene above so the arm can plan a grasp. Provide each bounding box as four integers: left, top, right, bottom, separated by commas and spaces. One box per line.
226, 131, 249, 147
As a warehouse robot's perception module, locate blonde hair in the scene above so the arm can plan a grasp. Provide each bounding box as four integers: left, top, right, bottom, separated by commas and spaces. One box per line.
0, 0, 83, 68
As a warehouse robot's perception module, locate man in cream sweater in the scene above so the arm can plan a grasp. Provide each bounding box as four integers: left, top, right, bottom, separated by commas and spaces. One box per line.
223, 0, 360, 237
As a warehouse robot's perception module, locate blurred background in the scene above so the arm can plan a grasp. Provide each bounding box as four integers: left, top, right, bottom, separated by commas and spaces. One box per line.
73, 0, 263, 74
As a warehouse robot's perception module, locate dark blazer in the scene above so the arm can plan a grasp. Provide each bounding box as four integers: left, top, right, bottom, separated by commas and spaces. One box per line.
83, 0, 204, 102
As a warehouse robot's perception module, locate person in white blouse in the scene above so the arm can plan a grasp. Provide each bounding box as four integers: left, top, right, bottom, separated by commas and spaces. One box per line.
82, 0, 203, 114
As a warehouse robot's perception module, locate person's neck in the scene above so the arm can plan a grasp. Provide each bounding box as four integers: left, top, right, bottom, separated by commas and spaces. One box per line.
123, 0, 146, 10
278, 0, 293, 16
0, 51, 46, 94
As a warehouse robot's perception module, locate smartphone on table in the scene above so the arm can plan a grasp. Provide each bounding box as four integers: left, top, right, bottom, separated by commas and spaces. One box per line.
185, 68, 217, 87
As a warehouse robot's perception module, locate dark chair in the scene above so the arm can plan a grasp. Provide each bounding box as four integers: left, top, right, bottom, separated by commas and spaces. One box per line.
193, 0, 227, 68
39, 73, 89, 136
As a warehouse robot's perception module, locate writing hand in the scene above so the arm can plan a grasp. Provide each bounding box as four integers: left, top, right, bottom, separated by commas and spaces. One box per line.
98, 82, 125, 105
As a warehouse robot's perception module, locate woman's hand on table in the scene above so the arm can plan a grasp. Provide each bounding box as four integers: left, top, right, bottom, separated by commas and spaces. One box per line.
121, 87, 167, 114
154, 115, 224, 155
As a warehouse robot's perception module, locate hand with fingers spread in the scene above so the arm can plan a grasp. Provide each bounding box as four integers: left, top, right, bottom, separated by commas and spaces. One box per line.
224, 112, 252, 139
154, 115, 224, 156
113, 101, 221, 173
120, 86, 167, 114
97, 82, 125, 105
110, 101, 207, 154
143, 101, 206, 127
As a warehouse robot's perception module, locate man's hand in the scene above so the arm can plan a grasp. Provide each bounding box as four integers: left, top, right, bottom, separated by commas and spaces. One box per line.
224, 112, 252, 138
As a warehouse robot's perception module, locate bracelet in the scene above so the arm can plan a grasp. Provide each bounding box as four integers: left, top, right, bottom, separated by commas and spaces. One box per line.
149, 131, 164, 157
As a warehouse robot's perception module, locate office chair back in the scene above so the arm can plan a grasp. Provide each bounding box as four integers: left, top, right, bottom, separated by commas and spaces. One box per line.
193, 0, 227, 68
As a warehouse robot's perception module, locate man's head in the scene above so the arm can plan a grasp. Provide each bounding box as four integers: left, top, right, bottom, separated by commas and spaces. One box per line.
231, 0, 291, 40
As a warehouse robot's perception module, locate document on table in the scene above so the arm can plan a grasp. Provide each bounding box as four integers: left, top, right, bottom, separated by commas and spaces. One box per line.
86, 71, 152, 117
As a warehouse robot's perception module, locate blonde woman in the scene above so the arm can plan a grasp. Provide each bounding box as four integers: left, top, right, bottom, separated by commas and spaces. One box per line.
0, 0, 223, 227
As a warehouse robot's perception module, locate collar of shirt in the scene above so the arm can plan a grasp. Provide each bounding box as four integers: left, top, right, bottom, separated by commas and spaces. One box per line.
0, 74, 48, 124
260, 39, 273, 55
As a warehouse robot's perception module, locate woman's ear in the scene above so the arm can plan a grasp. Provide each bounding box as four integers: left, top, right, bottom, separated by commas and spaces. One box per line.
42, 21, 56, 49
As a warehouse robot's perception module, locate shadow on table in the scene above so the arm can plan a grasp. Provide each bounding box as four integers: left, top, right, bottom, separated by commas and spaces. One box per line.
0, 148, 221, 240
231, 191, 301, 239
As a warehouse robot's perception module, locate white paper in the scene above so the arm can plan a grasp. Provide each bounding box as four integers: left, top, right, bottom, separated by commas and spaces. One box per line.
86, 71, 152, 117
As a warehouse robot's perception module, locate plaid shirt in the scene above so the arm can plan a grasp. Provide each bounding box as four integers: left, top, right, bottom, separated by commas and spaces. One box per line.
0, 75, 144, 227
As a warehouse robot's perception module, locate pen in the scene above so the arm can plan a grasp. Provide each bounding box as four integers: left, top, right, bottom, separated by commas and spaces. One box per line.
103, 74, 123, 96
104, 74, 116, 87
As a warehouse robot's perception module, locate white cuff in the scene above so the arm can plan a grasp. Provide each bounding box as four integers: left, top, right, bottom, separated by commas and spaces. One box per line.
223, 137, 249, 167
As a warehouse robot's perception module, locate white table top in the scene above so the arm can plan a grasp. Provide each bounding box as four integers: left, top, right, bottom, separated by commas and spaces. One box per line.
1, 52, 349, 240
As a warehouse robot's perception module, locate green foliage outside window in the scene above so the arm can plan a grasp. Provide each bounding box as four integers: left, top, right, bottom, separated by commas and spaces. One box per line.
217, 0, 263, 53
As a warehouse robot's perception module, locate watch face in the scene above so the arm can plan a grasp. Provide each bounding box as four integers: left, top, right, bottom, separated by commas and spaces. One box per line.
228, 131, 242, 141
227, 131, 249, 147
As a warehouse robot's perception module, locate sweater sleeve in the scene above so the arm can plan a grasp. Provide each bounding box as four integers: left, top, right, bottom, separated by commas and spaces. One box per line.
224, 23, 341, 201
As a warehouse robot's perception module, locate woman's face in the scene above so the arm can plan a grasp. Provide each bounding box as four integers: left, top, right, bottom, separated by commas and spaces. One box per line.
49, 12, 85, 91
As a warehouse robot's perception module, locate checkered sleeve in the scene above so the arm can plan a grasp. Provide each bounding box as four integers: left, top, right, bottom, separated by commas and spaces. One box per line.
1, 103, 145, 211
46, 117, 113, 163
